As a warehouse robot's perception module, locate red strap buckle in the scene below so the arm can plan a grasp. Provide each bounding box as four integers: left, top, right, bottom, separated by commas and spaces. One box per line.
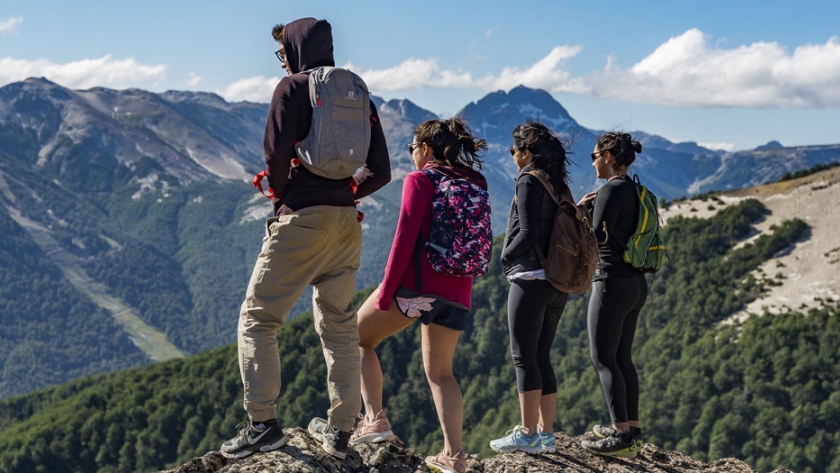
252, 170, 275, 199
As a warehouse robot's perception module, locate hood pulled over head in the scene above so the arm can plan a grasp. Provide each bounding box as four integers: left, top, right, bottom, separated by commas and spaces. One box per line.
282, 18, 335, 74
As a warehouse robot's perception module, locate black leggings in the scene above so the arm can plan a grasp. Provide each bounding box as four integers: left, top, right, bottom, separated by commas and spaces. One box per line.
587, 275, 648, 423
508, 279, 569, 394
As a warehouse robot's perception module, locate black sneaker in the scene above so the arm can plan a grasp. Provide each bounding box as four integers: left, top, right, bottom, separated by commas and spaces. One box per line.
308, 417, 351, 460
629, 427, 644, 450
219, 419, 288, 459
580, 432, 637, 458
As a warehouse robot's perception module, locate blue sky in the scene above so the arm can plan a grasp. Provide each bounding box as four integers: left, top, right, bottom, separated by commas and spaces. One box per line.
1, 0, 838, 150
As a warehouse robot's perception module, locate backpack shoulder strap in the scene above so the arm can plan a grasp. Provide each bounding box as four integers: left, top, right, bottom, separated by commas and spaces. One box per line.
519, 171, 565, 262
520, 171, 561, 205
413, 168, 441, 290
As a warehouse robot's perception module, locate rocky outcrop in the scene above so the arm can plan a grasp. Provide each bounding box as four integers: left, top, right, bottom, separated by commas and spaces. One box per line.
163, 428, 791, 473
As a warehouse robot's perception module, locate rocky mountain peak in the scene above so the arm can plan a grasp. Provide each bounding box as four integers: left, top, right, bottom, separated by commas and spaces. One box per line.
756, 140, 784, 150
458, 86, 578, 137
164, 427, 788, 473
379, 98, 439, 124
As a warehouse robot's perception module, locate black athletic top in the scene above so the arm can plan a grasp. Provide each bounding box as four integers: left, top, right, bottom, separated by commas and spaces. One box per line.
502, 166, 567, 276
590, 175, 640, 281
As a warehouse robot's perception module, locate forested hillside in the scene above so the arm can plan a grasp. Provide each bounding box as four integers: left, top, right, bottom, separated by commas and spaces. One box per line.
2, 198, 837, 473
0, 205, 148, 399
2, 79, 839, 401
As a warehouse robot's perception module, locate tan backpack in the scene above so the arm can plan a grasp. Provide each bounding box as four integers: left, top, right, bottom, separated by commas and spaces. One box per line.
522, 171, 598, 294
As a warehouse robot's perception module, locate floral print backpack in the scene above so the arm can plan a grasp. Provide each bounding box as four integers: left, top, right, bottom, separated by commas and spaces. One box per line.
415, 168, 493, 280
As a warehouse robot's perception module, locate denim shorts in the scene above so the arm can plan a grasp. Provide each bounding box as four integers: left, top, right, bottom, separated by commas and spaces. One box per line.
393, 286, 469, 331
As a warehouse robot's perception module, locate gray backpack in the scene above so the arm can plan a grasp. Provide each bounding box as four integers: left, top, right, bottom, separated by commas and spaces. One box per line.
294, 66, 371, 180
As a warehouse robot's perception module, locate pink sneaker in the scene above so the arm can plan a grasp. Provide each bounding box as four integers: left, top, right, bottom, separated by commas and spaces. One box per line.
424, 450, 467, 473
349, 410, 394, 445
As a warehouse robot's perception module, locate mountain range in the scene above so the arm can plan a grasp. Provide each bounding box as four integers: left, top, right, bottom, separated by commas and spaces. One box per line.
1, 77, 839, 401
3, 167, 837, 472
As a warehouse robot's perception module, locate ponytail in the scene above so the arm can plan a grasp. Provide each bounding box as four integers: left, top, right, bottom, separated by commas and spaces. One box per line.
414, 118, 487, 170
596, 131, 642, 168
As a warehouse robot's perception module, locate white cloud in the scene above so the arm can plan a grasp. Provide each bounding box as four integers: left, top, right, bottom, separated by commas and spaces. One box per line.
591, 29, 840, 108
0, 55, 166, 89
347, 58, 476, 91
186, 72, 201, 87
490, 46, 587, 94
217, 29, 840, 109
698, 142, 736, 152
345, 45, 585, 94
216, 75, 281, 102
0, 16, 23, 35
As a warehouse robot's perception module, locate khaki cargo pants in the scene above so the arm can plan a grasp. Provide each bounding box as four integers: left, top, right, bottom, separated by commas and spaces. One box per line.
238, 205, 362, 432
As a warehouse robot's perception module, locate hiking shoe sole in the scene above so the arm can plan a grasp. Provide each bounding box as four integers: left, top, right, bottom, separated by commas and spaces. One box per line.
424, 457, 466, 473
349, 429, 394, 445
220, 435, 288, 459
490, 444, 543, 454
582, 443, 637, 458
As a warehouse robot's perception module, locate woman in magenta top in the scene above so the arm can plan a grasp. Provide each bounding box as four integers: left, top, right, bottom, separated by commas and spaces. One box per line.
350, 118, 488, 473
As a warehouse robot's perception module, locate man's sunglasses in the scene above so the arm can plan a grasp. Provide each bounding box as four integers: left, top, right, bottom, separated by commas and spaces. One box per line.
275, 50, 285, 64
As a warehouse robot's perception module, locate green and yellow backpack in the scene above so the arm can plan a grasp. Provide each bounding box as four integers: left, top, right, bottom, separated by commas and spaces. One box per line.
624, 175, 665, 273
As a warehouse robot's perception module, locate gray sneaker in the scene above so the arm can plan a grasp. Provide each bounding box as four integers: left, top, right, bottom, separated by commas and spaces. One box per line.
592, 424, 619, 438
220, 419, 287, 459
592, 424, 643, 449
581, 432, 637, 458
308, 417, 351, 460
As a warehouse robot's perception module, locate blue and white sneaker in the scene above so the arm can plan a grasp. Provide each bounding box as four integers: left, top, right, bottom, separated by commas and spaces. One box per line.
539, 431, 556, 453
489, 425, 542, 454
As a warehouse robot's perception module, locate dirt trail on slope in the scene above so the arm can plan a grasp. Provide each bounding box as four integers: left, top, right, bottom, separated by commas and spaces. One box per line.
662, 167, 840, 323
3, 193, 184, 361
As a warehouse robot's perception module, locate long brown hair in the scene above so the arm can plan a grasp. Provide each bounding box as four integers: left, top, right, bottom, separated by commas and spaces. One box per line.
513, 121, 572, 192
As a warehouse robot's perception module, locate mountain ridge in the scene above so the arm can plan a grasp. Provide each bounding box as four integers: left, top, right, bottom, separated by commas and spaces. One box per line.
164, 428, 783, 473
1, 76, 839, 401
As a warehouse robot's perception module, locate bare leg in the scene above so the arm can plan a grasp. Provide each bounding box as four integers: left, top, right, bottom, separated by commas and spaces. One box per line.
357, 288, 413, 419
421, 322, 463, 455
539, 393, 556, 434
612, 421, 630, 432
518, 390, 542, 435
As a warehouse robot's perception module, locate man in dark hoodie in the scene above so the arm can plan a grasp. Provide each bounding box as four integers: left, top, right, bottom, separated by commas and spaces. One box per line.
220, 17, 391, 461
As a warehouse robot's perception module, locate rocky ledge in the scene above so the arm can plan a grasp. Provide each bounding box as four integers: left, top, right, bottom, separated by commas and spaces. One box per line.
163, 428, 791, 473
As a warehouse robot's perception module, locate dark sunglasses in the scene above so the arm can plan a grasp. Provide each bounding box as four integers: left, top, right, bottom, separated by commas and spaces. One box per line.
407, 142, 423, 153
510, 146, 521, 156
275, 49, 285, 64
591, 151, 606, 162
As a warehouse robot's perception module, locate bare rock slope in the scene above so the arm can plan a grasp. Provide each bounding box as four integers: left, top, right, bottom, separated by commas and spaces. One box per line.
163, 428, 790, 473
663, 166, 840, 322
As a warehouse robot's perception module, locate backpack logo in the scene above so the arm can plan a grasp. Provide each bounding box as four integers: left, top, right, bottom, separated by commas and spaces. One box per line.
419, 169, 492, 278
294, 66, 371, 180
624, 175, 665, 273
522, 171, 598, 294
